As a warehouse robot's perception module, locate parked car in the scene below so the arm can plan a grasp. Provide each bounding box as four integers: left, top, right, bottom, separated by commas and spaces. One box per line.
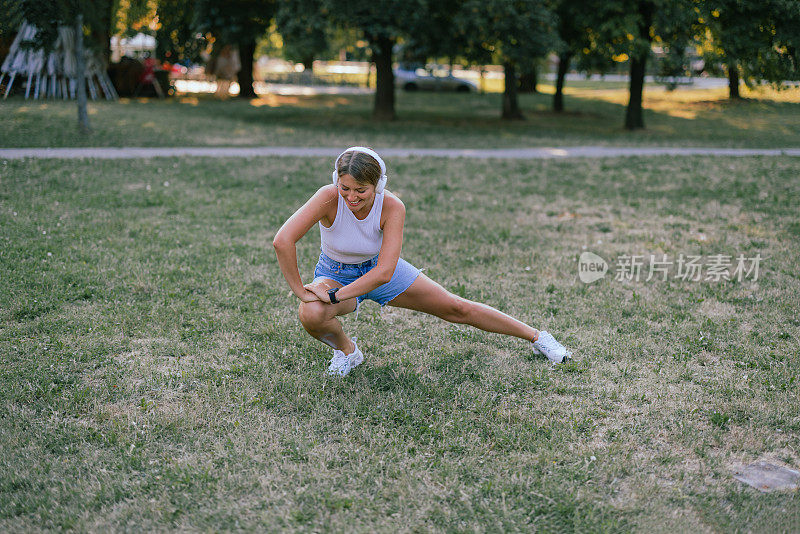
394, 64, 477, 92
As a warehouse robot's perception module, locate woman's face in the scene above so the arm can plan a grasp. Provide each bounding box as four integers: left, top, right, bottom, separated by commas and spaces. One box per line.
337, 174, 375, 214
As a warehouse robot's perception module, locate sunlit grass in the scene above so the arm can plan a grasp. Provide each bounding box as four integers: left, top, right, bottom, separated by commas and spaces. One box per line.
3, 85, 799, 149
1, 155, 799, 531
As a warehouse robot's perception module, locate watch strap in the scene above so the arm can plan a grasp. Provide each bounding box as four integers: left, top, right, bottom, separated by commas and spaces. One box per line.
328, 287, 340, 304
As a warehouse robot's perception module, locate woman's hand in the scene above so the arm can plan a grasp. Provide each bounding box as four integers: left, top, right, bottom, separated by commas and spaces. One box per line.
298, 289, 322, 303
304, 280, 336, 304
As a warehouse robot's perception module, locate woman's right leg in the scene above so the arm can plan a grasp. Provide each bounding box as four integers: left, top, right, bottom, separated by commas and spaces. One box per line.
387, 273, 539, 342
298, 279, 358, 354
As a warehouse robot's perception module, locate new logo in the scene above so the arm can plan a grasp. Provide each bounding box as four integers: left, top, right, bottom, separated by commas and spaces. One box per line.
578, 251, 608, 283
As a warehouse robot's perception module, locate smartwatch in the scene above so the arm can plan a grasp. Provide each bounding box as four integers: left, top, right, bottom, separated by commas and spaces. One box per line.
328, 287, 340, 304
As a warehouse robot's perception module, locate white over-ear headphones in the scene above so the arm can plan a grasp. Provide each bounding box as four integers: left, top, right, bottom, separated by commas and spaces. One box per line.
332, 146, 388, 194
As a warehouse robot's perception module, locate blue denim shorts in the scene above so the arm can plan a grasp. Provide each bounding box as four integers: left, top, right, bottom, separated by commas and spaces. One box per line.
313, 251, 422, 306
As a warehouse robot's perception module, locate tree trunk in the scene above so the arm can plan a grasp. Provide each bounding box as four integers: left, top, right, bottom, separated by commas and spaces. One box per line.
625, 54, 646, 129
237, 39, 256, 98
98, 28, 110, 66
95, 1, 113, 67
727, 61, 740, 99
554, 52, 571, 112
519, 65, 538, 93
624, 2, 653, 130
371, 35, 395, 121
74, 14, 91, 134
502, 61, 524, 120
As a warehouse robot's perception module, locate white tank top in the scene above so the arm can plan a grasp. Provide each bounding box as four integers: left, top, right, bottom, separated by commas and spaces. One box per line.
319, 191, 384, 263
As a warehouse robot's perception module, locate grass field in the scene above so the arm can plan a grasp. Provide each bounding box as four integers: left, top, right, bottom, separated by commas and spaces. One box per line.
3, 84, 800, 150
1, 154, 799, 531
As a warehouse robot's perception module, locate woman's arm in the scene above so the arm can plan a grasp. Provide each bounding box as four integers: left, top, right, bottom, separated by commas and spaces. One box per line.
326, 194, 405, 302
273, 186, 336, 302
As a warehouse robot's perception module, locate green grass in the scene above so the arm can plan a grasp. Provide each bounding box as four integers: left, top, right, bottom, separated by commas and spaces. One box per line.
3, 85, 800, 149
1, 155, 799, 531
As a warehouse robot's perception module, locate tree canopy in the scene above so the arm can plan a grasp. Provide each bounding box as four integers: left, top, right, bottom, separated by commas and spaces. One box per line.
16, 0, 106, 132
3, 0, 798, 129
457, 0, 558, 119
701, 0, 800, 98
321, 0, 427, 120
154, 0, 207, 64
275, 0, 330, 70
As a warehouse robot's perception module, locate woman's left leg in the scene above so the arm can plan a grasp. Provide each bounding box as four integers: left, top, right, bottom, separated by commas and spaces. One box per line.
387, 273, 538, 342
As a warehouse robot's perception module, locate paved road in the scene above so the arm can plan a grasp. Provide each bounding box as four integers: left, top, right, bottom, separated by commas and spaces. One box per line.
1, 146, 799, 160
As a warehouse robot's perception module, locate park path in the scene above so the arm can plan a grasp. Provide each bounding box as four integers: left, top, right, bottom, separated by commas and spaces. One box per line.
1, 146, 799, 160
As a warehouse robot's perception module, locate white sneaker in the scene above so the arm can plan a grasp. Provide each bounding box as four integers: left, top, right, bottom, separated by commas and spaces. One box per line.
327, 349, 348, 376
326, 338, 364, 376
532, 331, 572, 364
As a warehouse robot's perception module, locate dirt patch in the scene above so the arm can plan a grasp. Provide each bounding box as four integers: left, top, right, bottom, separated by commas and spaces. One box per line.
699, 299, 736, 320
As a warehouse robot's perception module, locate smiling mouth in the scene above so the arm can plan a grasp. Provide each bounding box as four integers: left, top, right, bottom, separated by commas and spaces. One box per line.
347, 200, 360, 206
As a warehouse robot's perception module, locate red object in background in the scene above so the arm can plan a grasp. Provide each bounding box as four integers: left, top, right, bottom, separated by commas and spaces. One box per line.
139, 57, 157, 84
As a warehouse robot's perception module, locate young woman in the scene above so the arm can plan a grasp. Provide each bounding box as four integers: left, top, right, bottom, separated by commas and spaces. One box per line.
273, 147, 572, 376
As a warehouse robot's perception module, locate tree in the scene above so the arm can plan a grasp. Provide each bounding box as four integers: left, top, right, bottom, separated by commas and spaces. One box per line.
768, 1, 800, 82
459, 0, 557, 119
0, 0, 24, 50
551, 0, 581, 112
21, 0, 103, 133
586, 0, 696, 129
399, 0, 465, 64
549, 0, 609, 112
275, 0, 330, 71
322, 0, 426, 120
518, 63, 539, 94
195, 0, 277, 98
74, 13, 90, 133
623, 1, 655, 130
582, 0, 653, 128
450, 6, 494, 94
651, 1, 700, 90
700, 0, 800, 99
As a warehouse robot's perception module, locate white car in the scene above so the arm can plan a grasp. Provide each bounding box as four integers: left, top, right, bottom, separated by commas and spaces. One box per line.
394, 64, 477, 92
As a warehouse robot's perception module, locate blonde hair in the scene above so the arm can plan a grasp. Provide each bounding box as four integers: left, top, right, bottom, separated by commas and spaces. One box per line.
335, 150, 382, 187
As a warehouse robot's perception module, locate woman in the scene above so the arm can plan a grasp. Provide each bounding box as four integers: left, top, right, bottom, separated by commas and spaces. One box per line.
273, 147, 572, 376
